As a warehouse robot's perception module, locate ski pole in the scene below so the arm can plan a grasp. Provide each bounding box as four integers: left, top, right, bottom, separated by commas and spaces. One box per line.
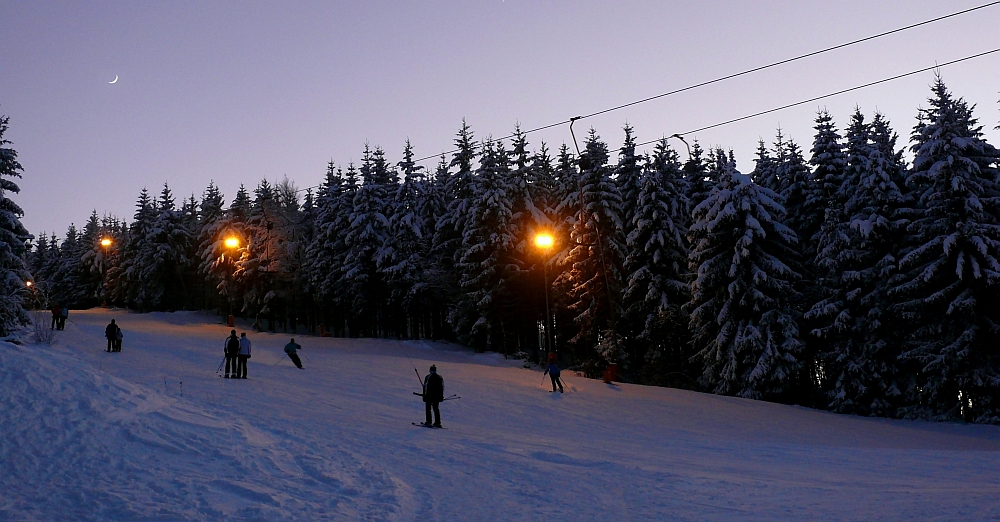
216, 356, 226, 373
442, 394, 461, 401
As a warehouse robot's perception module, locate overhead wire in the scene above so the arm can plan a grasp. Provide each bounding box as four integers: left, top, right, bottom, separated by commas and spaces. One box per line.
289, 2, 998, 192
407, 1, 999, 164
633, 47, 1000, 150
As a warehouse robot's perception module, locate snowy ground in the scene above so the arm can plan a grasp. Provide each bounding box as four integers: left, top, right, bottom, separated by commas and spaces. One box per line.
2, 309, 998, 521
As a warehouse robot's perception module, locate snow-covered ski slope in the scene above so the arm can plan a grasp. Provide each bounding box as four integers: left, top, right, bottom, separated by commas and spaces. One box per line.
2, 309, 998, 521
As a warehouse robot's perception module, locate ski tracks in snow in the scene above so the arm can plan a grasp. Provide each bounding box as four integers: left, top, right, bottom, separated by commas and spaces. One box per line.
0, 342, 410, 521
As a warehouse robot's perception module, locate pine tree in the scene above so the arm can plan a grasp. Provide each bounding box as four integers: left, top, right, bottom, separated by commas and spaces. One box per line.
688, 152, 802, 400
808, 109, 910, 415
622, 138, 691, 382
558, 130, 626, 362
0, 113, 31, 334
384, 140, 430, 334
456, 139, 519, 350
891, 77, 1000, 422
342, 146, 395, 335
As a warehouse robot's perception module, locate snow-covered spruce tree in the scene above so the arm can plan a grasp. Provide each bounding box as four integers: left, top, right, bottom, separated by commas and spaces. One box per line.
750, 139, 780, 194
556, 130, 626, 364
682, 141, 712, 210
305, 162, 357, 335
622, 138, 691, 384
195, 181, 235, 312
341, 146, 395, 336
76, 211, 108, 306
454, 139, 520, 350
776, 138, 811, 240
688, 152, 803, 400
383, 140, 430, 336
139, 184, 195, 310
116, 188, 157, 309
0, 113, 31, 334
891, 78, 1000, 422
431, 122, 478, 336
615, 124, 643, 234
808, 109, 910, 416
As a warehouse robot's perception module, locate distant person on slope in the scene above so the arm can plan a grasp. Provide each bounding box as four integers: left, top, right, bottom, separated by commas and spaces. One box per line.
114, 324, 124, 352
51, 305, 60, 330
58, 306, 68, 330
224, 330, 240, 378
237, 332, 252, 379
105, 319, 120, 353
422, 365, 444, 428
543, 357, 564, 393
284, 338, 303, 369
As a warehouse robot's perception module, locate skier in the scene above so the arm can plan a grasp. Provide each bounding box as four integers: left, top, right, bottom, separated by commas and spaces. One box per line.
422, 365, 444, 428
223, 330, 240, 378
283, 338, 303, 369
236, 332, 252, 379
51, 305, 60, 330
543, 357, 564, 393
58, 306, 68, 330
104, 319, 119, 353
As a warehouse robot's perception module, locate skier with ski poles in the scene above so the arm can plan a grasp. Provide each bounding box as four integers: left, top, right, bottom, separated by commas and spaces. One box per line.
223, 330, 240, 378
421, 365, 444, 428
543, 354, 564, 393
284, 338, 303, 369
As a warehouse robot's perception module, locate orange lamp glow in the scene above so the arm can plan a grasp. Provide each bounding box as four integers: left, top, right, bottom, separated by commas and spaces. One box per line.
100, 238, 112, 247
534, 233, 554, 249
25, 281, 33, 287
224, 237, 240, 249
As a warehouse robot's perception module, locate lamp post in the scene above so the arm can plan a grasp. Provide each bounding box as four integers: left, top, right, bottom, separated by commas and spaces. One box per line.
224, 235, 241, 325
100, 237, 113, 306
534, 232, 555, 361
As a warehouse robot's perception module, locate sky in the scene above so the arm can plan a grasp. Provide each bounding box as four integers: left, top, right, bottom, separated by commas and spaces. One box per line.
2, 1, 999, 237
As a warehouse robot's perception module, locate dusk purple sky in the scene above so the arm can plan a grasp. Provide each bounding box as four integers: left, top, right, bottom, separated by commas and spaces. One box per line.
2, 1, 998, 237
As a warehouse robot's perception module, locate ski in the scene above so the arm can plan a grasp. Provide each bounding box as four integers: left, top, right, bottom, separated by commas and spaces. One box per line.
411, 422, 445, 429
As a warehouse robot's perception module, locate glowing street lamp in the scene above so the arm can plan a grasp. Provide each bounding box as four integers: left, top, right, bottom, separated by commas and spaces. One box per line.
225, 236, 240, 249
100, 238, 112, 247
534, 232, 555, 359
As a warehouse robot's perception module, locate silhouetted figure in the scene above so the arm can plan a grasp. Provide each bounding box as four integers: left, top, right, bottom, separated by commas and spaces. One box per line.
284, 338, 303, 369
223, 330, 240, 378
544, 361, 564, 393
236, 332, 251, 379
105, 319, 120, 352
422, 365, 444, 428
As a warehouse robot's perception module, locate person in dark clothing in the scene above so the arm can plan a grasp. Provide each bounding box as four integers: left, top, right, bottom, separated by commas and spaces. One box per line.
236, 332, 251, 379
105, 319, 119, 353
58, 307, 68, 330
51, 305, 60, 330
284, 338, 303, 369
422, 365, 444, 427
114, 326, 123, 352
224, 330, 240, 378
544, 360, 564, 393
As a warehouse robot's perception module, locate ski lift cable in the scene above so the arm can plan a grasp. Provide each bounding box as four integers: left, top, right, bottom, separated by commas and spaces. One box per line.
643, 46, 1000, 150
292, 2, 998, 193
405, 1, 998, 164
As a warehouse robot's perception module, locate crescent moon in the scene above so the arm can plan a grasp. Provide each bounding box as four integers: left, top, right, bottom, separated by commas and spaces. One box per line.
109, 75, 118, 84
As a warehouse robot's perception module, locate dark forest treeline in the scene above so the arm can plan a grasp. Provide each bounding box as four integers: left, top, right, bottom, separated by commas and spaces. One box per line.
22, 78, 1000, 423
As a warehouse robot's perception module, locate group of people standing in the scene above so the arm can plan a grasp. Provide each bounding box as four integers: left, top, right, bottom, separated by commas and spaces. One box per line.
50, 305, 69, 330
223, 330, 253, 379
104, 319, 124, 352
